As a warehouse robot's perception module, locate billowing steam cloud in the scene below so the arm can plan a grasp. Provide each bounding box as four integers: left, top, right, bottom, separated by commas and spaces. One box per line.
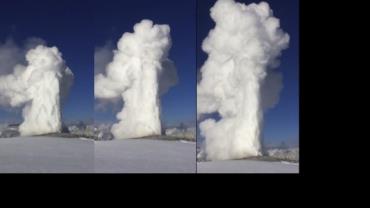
95, 19, 178, 139
0, 40, 73, 136
197, 0, 289, 160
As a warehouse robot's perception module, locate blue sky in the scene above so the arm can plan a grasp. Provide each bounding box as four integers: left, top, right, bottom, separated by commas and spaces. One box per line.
93, 0, 196, 127
0, 0, 94, 124
197, 0, 299, 147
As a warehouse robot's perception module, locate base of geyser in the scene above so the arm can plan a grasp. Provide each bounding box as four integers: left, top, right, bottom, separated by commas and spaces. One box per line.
197, 143, 299, 173
110, 119, 162, 140
0, 123, 62, 137
109, 97, 163, 139
112, 132, 162, 140
200, 122, 263, 161
19, 128, 61, 137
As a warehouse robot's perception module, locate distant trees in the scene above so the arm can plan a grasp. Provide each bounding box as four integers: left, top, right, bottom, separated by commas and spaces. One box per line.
279, 141, 288, 149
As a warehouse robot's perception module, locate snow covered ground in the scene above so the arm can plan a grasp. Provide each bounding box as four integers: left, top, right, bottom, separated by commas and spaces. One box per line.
0, 136, 94, 173
1, 136, 296, 173
197, 160, 299, 173
95, 138, 196, 173
0, 136, 195, 173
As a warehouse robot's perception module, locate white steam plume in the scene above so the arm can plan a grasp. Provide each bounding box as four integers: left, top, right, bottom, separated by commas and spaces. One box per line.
94, 42, 113, 76
0, 43, 74, 136
95, 19, 178, 139
0, 38, 46, 76
197, 0, 289, 160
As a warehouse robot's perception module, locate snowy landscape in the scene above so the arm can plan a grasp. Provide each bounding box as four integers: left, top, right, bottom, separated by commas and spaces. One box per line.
1, 124, 295, 173
0, 135, 195, 173
95, 138, 195, 173
0, 136, 94, 173
197, 159, 298, 173
0, 124, 196, 173
0, 0, 299, 174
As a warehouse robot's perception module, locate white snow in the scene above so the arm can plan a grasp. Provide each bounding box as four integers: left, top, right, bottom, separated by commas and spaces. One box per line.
1, 136, 296, 173
0, 136, 195, 173
0, 136, 93, 173
95, 138, 196, 173
197, 160, 299, 173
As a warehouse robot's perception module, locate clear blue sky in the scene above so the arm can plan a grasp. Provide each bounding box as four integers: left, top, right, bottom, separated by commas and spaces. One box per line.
0, 0, 94, 124
197, 0, 299, 147
93, 0, 196, 127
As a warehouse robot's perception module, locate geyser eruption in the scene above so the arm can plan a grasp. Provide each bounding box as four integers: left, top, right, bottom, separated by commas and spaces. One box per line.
197, 0, 290, 160
0, 44, 74, 136
95, 19, 177, 139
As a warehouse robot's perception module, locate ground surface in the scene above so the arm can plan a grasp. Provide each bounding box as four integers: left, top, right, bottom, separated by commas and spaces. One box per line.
0, 137, 94, 173
197, 159, 299, 173
0, 136, 195, 173
95, 139, 196, 173
1, 136, 297, 173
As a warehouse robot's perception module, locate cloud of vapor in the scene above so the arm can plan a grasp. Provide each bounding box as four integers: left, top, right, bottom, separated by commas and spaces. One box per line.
0, 41, 74, 136
0, 37, 46, 76
95, 19, 178, 139
0, 39, 23, 76
94, 42, 114, 76
197, 0, 289, 161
